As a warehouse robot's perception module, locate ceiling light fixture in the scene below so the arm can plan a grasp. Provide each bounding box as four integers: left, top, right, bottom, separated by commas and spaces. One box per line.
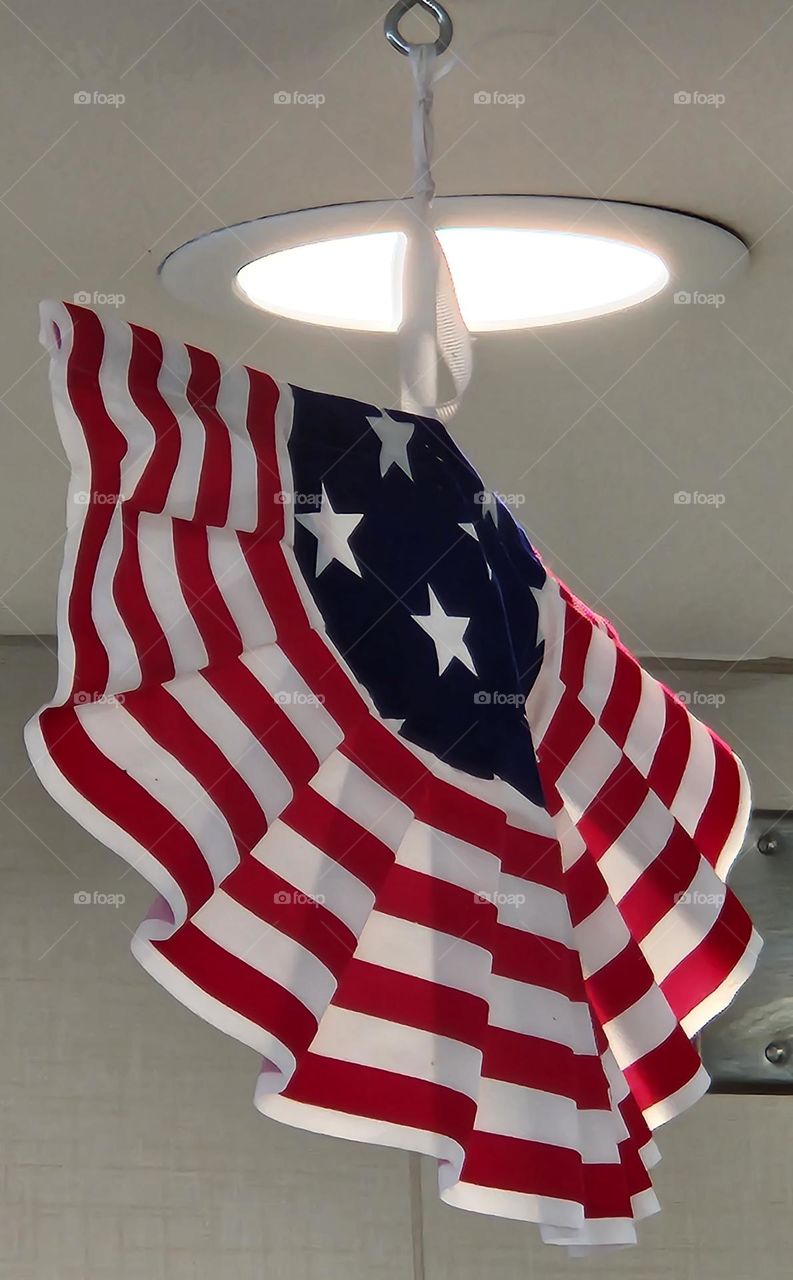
160, 196, 747, 335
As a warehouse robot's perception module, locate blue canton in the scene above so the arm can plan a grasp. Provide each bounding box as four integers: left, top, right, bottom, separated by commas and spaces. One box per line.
287, 387, 547, 805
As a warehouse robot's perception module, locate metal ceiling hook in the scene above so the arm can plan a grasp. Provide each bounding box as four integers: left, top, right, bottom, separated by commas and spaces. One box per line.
384, 0, 453, 57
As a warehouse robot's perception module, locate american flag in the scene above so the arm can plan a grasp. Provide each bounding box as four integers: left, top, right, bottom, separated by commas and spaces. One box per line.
27, 300, 761, 1253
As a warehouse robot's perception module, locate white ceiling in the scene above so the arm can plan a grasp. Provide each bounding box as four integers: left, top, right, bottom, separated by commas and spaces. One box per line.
2, 0, 792, 659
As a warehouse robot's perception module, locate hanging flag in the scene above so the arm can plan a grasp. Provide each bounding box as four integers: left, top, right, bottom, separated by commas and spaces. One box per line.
27, 300, 761, 1253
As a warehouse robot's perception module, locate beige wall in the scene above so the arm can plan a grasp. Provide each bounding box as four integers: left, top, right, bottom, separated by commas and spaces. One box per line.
1, 640, 790, 1278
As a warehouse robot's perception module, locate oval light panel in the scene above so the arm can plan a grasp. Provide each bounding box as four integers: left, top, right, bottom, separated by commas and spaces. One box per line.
235, 226, 670, 333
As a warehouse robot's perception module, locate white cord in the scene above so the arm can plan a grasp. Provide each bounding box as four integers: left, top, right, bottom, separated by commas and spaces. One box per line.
398, 45, 472, 420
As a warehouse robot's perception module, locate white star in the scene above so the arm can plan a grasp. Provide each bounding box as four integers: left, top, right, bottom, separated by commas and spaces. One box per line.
366, 411, 415, 480
296, 484, 363, 577
412, 586, 477, 676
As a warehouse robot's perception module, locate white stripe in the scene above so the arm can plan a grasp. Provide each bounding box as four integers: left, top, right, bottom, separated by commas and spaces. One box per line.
241, 645, 343, 760
77, 700, 238, 885
90, 501, 141, 694
575, 896, 631, 978
195, 889, 335, 1017
166, 670, 292, 822
354, 911, 492, 998
156, 340, 205, 520
643, 1061, 710, 1128
641, 858, 727, 983
308, 1005, 480, 1097
215, 363, 259, 532
137, 514, 207, 674
206, 529, 277, 651
488, 974, 595, 1053
603, 984, 677, 1069
671, 713, 716, 836
578, 622, 617, 721
273, 381, 296, 545
309, 753, 412, 851
597, 790, 675, 902
97, 311, 157, 502
392, 820, 500, 895
474, 1077, 627, 1161
443, 1182, 583, 1232
251, 820, 375, 936
524, 578, 566, 743
560, 725, 622, 821
623, 666, 666, 775
494, 876, 572, 944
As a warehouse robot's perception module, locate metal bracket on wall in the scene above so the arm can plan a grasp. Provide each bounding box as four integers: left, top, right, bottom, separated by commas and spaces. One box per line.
700, 810, 793, 1093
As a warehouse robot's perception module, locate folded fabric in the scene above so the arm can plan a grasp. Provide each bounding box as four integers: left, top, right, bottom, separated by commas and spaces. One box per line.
26, 300, 761, 1253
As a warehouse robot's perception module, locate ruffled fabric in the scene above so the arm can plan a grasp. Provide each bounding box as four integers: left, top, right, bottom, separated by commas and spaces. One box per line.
26, 301, 760, 1253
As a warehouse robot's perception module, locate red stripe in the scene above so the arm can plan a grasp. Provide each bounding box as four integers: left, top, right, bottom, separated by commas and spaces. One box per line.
647, 689, 692, 807
39, 705, 213, 914
576, 756, 648, 861
245, 367, 284, 538
282, 786, 394, 891
599, 648, 642, 748
585, 938, 655, 1025
660, 892, 753, 1022
202, 659, 319, 790
564, 850, 608, 928
63, 304, 126, 698
460, 1131, 584, 1202
156, 921, 317, 1057
375, 863, 494, 945
185, 344, 232, 528
618, 824, 700, 941
499, 827, 564, 891
482, 1028, 610, 1109
333, 959, 489, 1048
171, 521, 243, 666
283, 1054, 476, 1144
694, 738, 742, 869
223, 856, 357, 975
124, 687, 266, 856
492, 922, 579, 998
623, 1025, 701, 1113
539, 696, 594, 791
126, 322, 180, 513
113, 505, 175, 686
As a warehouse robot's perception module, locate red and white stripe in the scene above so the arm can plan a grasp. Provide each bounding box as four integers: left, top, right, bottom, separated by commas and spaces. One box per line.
27, 300, 761, 1253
